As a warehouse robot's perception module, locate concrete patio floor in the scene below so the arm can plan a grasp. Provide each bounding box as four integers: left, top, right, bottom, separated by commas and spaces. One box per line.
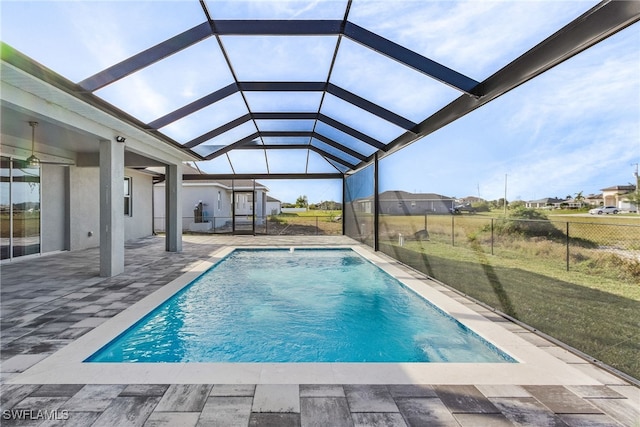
1, 235, 638, 426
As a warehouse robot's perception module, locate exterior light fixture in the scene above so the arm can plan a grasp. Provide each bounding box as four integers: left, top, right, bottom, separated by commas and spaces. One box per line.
115, 136, 126, 143
26, 121, 41, 168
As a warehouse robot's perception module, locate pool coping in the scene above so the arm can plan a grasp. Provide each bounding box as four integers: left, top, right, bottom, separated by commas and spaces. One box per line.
9, 245, 602, 385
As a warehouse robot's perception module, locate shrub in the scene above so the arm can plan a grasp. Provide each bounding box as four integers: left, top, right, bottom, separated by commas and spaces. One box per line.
471, 201, 491, 212
491, 207, 565, 239
509, 200, 526, 209
583, 252, 640, 281
268, 214, 284, 224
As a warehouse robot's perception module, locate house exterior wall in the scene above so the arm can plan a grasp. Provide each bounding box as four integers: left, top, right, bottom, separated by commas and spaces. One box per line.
69, 167, 100, 251
187, 185, 231, 221
379, 199, 452, 215
68, 167, 154, 251
154, 182, 233, 231
266, 201, 281, 215
601, 186, 636, 207
154, 182, 270, 231
41, 164, 68, 253
124, 169, 153, 241
619, 200, 638, 212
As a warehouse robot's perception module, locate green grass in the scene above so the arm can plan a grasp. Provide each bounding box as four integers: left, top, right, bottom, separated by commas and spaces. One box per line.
374, 213, 640, 379
379, 241, 640, 380
268, 211, 342, 234
291, 210, 341, 218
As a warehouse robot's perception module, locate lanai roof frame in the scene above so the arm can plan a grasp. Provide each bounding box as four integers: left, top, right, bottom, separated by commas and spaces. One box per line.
2, 0, 638, 179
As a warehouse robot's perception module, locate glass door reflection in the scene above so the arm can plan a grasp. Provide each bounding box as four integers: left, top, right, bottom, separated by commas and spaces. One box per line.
1, 157, 10, 260
10, 159, 41, 258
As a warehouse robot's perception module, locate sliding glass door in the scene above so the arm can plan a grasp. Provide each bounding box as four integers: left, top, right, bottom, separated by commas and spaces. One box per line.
1, 157, 9, 260
0, 156, 41, 260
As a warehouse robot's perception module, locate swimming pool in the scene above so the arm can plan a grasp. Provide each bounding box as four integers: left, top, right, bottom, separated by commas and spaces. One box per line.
87, 248, 515, 363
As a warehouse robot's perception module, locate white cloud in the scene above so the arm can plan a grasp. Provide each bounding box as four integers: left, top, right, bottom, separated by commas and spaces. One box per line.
330, 38, 459, 121
221, 36, 337, 81
205, 0, 347, 20
348, 0, 597, 79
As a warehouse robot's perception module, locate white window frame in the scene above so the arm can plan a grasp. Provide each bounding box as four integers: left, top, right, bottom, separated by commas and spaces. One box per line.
124, 176, 132, 217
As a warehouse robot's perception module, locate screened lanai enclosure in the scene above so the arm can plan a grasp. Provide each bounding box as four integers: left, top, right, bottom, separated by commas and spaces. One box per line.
2, 1, 639, 380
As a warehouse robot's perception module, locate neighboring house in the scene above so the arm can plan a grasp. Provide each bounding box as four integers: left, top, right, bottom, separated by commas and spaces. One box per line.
584, 193, 604, 207
154, 178, 269, 232
266, 196, 282, 215
354, 190, 455, 215
525, 197, 564, 209
601, 185, 637, 210
561, 198, 586, 209
459, 196, 485, 205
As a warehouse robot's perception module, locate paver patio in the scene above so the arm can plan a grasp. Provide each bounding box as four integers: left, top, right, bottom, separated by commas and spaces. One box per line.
1, 235, 638, 426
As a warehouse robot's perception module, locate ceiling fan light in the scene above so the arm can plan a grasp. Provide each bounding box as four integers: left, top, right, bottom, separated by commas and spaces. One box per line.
26, 154, 41, 168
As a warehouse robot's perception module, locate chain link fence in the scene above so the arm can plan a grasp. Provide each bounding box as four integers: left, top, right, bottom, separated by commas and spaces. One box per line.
377, 213, 640, 379
378, 214, 640, 282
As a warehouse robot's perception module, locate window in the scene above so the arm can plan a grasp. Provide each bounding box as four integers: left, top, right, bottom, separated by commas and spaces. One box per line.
217, 191, 221, 210
124, 177, 132, 216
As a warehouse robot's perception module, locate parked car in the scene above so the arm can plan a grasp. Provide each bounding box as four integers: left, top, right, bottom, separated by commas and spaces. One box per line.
450, 203, 476, 214
589, 206, 619, 215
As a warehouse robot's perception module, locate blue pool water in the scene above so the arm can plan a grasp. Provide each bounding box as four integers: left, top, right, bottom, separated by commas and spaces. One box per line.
87, 249, 516, 363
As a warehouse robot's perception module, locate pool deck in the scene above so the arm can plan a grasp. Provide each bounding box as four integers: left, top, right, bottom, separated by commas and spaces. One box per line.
1, 235, 638, 426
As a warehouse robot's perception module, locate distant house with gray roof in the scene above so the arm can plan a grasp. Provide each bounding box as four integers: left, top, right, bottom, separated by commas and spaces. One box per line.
353, 190, 455, 215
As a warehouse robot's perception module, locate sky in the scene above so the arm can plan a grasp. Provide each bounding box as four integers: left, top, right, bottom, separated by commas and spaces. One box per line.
2, 0, 639, 204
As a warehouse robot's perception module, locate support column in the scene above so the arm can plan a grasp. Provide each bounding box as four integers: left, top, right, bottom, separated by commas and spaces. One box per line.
165, 163, 182, 252
341, 175, 346, 236
99, 138, 125, 277
374, 153, 379, 252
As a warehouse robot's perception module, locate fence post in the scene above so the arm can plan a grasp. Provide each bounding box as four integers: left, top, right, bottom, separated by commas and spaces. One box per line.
451, 215, 455, 246
316, 216, 319, 235
566, 221, 570, 271
491, 218, 494, 255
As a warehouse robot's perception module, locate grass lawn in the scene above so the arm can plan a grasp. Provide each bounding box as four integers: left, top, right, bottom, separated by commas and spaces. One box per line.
269, 211, 342, 235
379, 241, 640, 380
287, 210, 341, 218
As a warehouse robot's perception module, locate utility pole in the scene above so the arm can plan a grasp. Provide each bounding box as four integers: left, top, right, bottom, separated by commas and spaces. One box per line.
634, 163, 639, 214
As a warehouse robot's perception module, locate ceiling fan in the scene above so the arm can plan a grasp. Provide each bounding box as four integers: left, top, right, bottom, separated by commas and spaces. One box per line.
21, 121, 75, 168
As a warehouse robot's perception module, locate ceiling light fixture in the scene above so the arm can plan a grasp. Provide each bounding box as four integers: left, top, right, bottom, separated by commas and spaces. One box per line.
27, 121, 41, 168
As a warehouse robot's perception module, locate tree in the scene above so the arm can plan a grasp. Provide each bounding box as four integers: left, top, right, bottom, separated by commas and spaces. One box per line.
573, 190, 585, 209
510, 200, 525, 209
295, 195, 308, 208
624, 177, 640, 212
